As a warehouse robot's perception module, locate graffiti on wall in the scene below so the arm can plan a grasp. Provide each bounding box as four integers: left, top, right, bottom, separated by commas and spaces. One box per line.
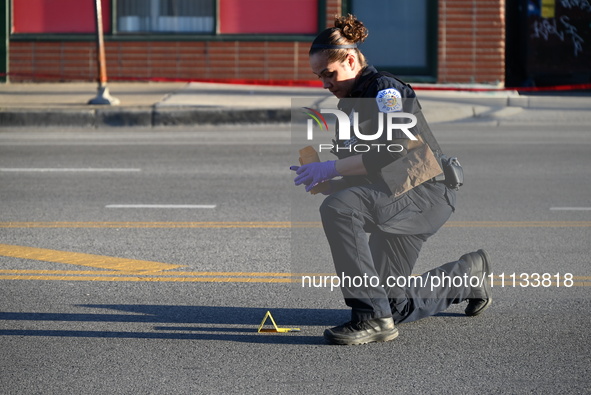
532, 15, 584, 56
527, 0, 591, 74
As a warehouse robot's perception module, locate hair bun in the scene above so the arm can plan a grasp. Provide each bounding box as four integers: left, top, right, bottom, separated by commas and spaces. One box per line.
334, 14, 368, 44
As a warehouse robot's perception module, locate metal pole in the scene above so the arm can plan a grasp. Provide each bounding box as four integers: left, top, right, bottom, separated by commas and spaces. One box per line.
88, 0, 119, 105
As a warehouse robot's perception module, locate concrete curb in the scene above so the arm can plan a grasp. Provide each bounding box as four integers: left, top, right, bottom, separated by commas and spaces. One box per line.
0, 109, 96, 127
0, 107, 293, 127
2, 93, 590, 127
153, 107, 291, 126
0, 104, 498, 127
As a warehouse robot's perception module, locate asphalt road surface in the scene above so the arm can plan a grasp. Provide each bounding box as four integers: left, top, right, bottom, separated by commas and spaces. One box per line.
0, 116, 589, 394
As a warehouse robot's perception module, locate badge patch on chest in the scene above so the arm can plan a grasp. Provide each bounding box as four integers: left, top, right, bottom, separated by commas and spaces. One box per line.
376, 88, 402, 113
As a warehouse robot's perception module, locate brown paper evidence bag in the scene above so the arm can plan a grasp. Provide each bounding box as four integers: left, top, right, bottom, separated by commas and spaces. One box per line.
298, 135, 442, 197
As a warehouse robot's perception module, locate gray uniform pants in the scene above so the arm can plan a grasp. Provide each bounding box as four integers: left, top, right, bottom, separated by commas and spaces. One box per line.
320, 181, 472, 324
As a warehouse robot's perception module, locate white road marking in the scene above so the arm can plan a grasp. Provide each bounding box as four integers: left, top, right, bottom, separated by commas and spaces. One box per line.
105, 204, 217, 209
550, 207, 591, 211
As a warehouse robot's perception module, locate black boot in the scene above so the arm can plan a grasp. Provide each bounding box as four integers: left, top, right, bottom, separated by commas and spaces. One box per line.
324, 317, 399, 345
463, 249, 492, 316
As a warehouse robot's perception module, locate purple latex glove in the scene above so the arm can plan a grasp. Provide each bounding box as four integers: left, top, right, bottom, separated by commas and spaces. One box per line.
291, 161, 340, 192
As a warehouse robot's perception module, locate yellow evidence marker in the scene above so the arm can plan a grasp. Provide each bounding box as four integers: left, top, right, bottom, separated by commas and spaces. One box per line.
257, 311, 300, 333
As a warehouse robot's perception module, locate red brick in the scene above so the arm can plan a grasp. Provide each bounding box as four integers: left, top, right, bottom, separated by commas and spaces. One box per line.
438, 0, 505, 85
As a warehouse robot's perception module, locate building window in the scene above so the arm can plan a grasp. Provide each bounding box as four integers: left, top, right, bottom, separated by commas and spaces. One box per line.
117, 0, 215, 33
349, 0, 436, 77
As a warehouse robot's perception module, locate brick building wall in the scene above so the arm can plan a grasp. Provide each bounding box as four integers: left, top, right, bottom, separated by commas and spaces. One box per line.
10, 40, 314, 83
9, 0, 507, 85
438, 0, 506, 85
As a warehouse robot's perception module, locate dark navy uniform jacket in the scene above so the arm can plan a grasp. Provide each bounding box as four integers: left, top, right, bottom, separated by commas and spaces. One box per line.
334, 65, 419, 188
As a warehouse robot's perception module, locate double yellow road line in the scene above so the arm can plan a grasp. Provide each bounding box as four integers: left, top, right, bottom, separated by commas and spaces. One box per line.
1, 221, 590, 284
0, 243, 294, 283
0, 243, 589, 286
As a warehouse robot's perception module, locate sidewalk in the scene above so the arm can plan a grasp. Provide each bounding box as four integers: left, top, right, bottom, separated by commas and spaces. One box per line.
0, 81, 590, 127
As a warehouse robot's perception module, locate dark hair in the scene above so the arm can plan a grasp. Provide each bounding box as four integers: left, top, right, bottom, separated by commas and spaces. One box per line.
309, 14, 368, 67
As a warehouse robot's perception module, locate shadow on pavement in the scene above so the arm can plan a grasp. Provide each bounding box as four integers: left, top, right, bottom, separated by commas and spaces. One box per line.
0, 305, 349, 345
0, 304, 466, 344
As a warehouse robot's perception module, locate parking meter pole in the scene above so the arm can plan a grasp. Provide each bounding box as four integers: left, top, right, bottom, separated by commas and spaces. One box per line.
88, 0, 119, 105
